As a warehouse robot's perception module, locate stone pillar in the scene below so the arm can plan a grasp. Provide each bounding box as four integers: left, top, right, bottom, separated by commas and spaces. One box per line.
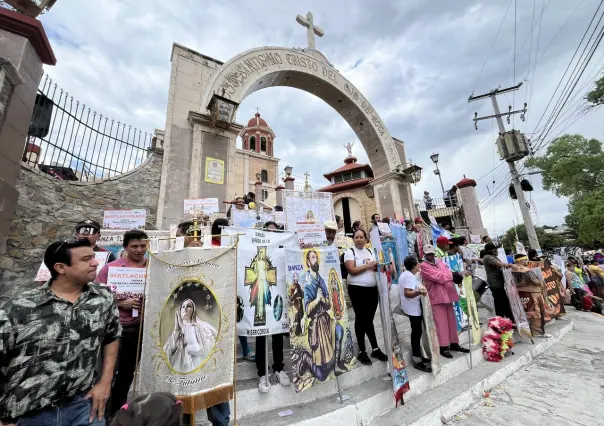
284, 176, 295, 190
275, 185, 285, 207
0, 8, 56, 253
456, 178, 488, 236
370, 173, 417, 220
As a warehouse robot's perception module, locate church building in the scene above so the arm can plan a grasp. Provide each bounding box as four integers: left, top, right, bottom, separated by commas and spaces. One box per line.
234, 112, 279, 201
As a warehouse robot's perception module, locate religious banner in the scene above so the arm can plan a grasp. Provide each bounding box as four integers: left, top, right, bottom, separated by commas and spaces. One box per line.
463, 275, 481, 345
35, 251, 110, 282
204, 157, 224, 185
184, 198, 219, 215
382, 240, 400, 281
295, 222, 327, 248
377, 222, 392, 236
285, 247, 356, 393
231, 208, 256, 228
103, 209, 146, 230
443, 254, 466, 331
502, 269, 533, 339
542, 267, 566, 318
282, 190, 334, 230
389, 223, 409, 264
417, 275, 441, 376
138, 246, 236, 409
235, 228, 297, 337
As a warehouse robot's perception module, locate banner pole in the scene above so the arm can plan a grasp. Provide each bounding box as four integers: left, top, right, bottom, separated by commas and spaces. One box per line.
467, 322, 473, 369
265, 337, 269, 387
335, 374, 344, 404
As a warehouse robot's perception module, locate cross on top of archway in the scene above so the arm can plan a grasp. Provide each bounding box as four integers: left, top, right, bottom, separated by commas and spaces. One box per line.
296, 11, 324, 49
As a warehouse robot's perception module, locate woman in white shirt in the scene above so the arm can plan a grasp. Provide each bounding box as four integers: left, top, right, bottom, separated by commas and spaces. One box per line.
399, 256, 431, 372
344, 229, 388, 365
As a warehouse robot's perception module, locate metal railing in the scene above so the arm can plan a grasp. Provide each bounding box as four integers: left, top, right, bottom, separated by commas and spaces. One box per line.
415, 195, 467, 228
22, 74, 153, 181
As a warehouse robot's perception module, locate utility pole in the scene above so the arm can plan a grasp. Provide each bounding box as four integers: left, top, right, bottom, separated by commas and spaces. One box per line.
469, 83, 541, 252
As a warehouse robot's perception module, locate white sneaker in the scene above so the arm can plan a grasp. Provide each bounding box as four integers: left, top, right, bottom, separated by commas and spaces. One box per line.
536, 333, 552, 338
274, 370, 291, 386
258, 375, 271, 393
556, 316, 569, 321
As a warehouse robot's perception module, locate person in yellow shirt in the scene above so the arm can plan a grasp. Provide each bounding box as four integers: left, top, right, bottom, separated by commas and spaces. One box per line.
588, 259, 604, 298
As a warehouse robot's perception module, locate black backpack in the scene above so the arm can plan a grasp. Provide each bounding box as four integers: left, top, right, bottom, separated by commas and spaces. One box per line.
340, 248, 355, 279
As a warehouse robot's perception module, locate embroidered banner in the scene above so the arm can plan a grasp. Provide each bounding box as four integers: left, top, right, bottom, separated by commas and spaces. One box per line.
138, 246, 237, 409
233, 228, 297, 337
285, 247, 356, 393
417, 276, 442, 376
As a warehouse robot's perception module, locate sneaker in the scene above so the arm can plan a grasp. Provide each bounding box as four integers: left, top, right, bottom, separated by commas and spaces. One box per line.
556, 316, 569, 321
413, 361, 432, 373
258, 375, 271, 393
371, 348, 389, 362
450, 343, 470, 353
536, 333, 552, 338
357, 352, 372, 365
274, 370, 291, 386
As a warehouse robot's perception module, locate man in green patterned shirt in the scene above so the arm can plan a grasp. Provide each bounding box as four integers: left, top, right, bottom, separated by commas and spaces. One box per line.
0, 238, 121, 426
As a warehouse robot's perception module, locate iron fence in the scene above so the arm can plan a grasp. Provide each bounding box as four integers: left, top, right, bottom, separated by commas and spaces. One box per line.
22, 74, 153, 181
415, 195, 467, 228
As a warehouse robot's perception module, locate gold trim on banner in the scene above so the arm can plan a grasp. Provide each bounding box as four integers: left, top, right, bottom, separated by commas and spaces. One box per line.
148, 239, 238, 267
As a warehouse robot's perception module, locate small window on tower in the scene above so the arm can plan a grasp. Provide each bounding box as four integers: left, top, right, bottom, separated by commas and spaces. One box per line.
261, 136, 267, 152
249, 136, 256, 151
262, 189, 269, 201
261, 169, 268, 183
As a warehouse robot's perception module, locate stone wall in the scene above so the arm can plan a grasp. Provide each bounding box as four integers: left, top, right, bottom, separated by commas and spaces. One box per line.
0, 150, 163, 301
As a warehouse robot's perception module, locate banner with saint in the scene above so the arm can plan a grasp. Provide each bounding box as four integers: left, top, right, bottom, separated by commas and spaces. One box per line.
234, 228, 297, 337
285, 247, 356, 393
138, 246, 236, 409
282, 190, 334, 230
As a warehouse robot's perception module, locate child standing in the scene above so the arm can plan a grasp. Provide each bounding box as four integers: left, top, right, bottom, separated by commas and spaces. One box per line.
399, 256, 432, 372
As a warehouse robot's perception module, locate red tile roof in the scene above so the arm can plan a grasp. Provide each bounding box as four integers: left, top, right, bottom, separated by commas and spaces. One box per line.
318, 178, 371, 193
323, 162, 373, 179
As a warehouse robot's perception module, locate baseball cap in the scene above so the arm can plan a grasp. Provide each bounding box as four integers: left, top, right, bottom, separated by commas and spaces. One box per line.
75, 219, 101, 234
324, 220, 338, 231
423, 244, 436, 255
436, 236, 450, 245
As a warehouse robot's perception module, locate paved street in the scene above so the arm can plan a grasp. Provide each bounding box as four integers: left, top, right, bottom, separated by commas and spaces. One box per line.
453, 311, 604, 426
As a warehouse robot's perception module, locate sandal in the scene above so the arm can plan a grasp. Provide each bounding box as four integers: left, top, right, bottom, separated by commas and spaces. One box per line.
243, 351, 256, 362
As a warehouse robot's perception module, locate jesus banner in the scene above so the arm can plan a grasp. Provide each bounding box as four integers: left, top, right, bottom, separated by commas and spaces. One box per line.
285, 247, 356, 393
234, 228, 297, 337
138, 246, 236, 409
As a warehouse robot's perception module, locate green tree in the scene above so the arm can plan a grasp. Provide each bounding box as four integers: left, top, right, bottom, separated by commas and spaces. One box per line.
587, 74, 604, 106
500, 224, 567, 252
524, 134, 604, 197
566, 186, 604, 246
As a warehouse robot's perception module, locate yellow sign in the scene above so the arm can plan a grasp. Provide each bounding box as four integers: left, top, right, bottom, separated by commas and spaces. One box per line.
205, 157, 224, 185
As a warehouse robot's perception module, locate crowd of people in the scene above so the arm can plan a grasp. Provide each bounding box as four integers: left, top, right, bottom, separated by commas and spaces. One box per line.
2, 207, 601, 426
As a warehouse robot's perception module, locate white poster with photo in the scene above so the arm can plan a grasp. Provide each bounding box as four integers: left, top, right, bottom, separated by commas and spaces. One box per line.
35, 251, 110, 282
229, 228, 297, 336
231, 208, 257, 228
184, 198, 219, 215
295, 222, 327, 248
283, 190, 334, 230
103, 209, 146, 230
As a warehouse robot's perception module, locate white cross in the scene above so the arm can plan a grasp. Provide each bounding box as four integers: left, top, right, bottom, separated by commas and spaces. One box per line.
296, 11, 324, 49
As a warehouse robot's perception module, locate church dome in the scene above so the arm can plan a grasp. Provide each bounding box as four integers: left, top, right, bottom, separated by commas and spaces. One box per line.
247, 113, 268, 128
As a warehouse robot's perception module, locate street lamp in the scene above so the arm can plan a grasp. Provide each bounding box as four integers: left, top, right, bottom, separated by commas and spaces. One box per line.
207, 94, 239, 129
284, 165, 293, 177
430, 152, 446, 195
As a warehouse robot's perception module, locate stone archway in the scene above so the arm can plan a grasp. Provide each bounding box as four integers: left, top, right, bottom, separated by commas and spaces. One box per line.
156, 43, 415, 228
201, 47, 399, 178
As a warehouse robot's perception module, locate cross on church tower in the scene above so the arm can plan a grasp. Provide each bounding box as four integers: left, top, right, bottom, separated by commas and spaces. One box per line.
296, 11, 324, 49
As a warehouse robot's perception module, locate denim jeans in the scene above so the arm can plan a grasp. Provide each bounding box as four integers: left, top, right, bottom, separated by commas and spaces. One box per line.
17, 395, 105, 426
182, 403, 230, 426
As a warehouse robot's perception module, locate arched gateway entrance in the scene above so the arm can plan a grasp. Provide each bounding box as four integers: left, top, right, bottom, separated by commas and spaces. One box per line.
156, 15, 416, 229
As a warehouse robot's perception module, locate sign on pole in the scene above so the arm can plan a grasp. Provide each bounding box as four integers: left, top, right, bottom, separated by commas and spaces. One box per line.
103, 209, 146, 230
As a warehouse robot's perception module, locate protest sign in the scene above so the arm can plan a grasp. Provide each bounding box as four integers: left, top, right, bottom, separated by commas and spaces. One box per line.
103, 209, 146, 230
295, 222, 327, 248
107, 266, 146, 317
184, 198, 219, 215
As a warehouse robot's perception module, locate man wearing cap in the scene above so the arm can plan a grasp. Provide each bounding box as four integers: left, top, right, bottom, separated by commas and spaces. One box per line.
420, 244, 470, 358
482, 242, 514, 320
76, 220, 117, 263
435, 236, 450, 258
324, 220, 338, 246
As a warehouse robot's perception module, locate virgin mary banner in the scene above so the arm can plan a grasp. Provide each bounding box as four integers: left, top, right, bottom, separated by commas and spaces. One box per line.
282, 190, 334, 230
234, 228, 297, 336
285, 247, 356, 393
138, 246, 236, 409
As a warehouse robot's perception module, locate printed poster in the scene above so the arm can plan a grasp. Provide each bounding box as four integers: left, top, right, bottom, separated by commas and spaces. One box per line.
231, 208, 257, 228
184, 198, 219, 215
35, 251, 110, 282
283, 190, 334, 230
205, 157, 224, 185
103, 209, 146, 230
138, 246, 236, 408
107, 267, 146, 299
286, 247, 356, 393
295, 222, 327, 248
234, 228, 297, 337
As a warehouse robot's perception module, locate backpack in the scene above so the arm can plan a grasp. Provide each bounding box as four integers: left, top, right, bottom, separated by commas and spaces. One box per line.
340, 247, 372, 279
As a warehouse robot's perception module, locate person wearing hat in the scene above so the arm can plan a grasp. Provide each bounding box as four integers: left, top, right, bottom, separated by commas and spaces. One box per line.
324, 220, 338, 246
482, 242, 514, 320
420, 244, 470, 358
512, 254, 551, 338
75, 219, 117, 263
435, 236, 450, 258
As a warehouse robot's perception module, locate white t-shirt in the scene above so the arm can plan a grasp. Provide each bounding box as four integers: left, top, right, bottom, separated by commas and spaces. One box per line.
398, 270, 421, 316
344, 247, 376, 287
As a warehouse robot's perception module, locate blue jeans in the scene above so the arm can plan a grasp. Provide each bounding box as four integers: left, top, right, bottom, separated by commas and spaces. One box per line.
206, 402, 230, 426
239, 335, 250, 356
17, 395, 105, 426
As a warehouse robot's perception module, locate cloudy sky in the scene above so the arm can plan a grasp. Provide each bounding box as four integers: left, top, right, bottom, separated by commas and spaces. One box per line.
38, 0, 604, 236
